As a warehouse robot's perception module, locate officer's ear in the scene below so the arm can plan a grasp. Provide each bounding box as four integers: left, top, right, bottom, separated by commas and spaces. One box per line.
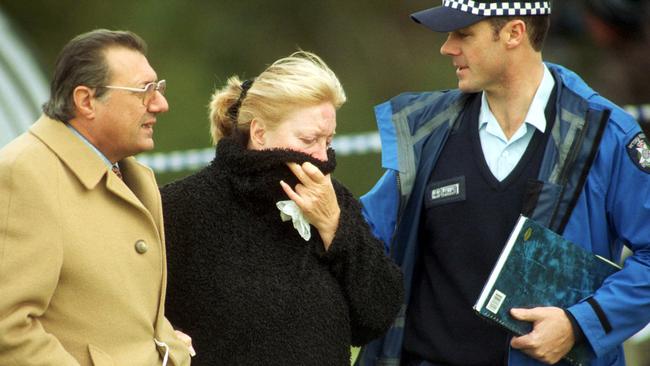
503, 19, 527, 49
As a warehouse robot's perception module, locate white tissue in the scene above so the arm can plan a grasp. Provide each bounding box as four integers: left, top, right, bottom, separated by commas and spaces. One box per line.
276, 200, 311, 241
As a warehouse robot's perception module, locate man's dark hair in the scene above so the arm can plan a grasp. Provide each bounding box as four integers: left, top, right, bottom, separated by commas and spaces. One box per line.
488, 16, 551, 52
42, 29, 147, 122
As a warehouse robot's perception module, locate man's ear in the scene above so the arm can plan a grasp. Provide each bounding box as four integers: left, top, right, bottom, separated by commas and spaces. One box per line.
249, 118, 266, 148
72, 86, 96, 119
503, 19, 527, 49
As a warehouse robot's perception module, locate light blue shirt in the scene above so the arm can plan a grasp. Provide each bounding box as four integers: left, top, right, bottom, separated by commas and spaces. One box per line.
66, 124, 114, 169
479, 64, 555, 181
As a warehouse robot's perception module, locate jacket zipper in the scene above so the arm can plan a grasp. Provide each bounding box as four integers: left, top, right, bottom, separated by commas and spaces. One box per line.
390, 173, 403, 254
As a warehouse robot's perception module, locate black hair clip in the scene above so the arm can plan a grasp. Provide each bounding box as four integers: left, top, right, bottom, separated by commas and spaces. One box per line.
227, 78, 255, 124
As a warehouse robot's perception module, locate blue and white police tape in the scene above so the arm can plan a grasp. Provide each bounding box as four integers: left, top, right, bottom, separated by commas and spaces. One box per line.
137, 131, 382, 174
138, 105, 650, 174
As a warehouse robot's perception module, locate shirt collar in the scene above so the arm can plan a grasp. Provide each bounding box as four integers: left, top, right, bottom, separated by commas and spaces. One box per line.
479, 63, 555, 134
66, 124, 114, 168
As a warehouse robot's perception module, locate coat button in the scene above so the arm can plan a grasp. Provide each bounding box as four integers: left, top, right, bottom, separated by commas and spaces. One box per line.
135, 240, 148, 254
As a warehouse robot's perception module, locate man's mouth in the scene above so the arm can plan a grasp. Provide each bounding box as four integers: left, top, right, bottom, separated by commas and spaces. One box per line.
141, 121, 156, 131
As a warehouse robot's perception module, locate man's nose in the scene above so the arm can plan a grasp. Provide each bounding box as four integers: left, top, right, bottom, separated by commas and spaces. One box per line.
440, 35, 458, 56
148, 92, 169, 113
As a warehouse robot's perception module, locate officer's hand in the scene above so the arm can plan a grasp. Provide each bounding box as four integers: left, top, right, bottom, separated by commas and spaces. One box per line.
509, 307, 574, 364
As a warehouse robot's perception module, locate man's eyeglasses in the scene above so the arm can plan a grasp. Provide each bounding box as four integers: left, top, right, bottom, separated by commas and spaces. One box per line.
103, 80, 166, 106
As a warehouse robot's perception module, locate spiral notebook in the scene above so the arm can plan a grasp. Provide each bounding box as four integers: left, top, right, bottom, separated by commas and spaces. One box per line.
474, 215, 621, 366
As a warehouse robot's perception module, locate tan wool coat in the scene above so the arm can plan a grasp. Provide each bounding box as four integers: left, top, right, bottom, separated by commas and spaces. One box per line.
0, 116, 191, 366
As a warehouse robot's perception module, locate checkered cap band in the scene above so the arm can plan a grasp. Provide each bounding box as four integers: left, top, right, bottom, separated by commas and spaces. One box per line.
442, 0, 551, 16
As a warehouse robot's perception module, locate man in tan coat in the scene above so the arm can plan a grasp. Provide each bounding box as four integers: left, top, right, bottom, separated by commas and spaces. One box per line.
0, 29, 192, 366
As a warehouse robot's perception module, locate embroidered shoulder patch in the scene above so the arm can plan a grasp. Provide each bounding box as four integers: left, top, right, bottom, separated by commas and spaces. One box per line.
627, 132, 650, 173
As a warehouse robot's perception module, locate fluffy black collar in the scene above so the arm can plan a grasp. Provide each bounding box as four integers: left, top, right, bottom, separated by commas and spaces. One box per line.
211, 137, 337, 210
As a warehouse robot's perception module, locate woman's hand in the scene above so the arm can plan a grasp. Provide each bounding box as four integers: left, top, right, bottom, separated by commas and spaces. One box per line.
280, 162, 340, 249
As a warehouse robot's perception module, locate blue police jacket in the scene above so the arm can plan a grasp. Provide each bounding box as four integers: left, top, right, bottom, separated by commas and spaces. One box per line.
357, 64, 650, 366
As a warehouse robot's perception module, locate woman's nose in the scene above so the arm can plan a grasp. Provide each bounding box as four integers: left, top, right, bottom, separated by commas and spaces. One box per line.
312, 144, 328, 161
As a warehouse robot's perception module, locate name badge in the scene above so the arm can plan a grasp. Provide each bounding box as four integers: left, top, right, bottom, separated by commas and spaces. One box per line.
425, 176, 466, 208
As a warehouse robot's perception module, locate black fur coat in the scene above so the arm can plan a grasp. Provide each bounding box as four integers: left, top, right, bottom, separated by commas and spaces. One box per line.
161, 137, 403, 365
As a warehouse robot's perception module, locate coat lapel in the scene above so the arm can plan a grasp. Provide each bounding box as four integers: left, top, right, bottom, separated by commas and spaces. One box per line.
119, 157, 163, 233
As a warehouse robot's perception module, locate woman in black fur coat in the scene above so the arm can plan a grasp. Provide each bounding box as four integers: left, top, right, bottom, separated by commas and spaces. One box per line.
161, 51, 403, 365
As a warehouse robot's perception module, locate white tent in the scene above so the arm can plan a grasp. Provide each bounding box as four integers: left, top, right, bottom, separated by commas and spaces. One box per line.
0, 7, 48, 148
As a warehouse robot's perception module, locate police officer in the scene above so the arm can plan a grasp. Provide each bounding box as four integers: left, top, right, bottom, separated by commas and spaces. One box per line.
357, 1, 650, 365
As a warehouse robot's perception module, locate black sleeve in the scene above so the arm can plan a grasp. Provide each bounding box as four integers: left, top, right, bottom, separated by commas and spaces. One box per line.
316, 181, 404, 346
160, 181, 195, 332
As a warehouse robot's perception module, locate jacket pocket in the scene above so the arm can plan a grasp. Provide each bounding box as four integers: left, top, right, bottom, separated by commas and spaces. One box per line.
88, 344, 115, 366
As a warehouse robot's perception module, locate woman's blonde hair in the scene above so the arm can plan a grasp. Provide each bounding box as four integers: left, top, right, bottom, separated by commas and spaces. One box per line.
208, 51, 346, 144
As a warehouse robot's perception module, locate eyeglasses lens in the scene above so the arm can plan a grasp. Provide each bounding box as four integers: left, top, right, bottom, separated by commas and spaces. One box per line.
143, 81, 166, 105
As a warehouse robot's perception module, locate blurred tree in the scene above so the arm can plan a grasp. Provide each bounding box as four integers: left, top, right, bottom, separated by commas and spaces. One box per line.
583, 0, 650, 106
0, 0, 601, 196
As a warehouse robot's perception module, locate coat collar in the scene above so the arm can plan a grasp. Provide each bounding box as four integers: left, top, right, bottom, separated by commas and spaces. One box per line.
30, 115, 107, 190
210, 137, 337, 210
29, 116, 161, 228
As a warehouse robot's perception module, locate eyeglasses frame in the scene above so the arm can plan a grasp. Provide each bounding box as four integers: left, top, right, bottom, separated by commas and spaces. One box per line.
102, 79, 166, 106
